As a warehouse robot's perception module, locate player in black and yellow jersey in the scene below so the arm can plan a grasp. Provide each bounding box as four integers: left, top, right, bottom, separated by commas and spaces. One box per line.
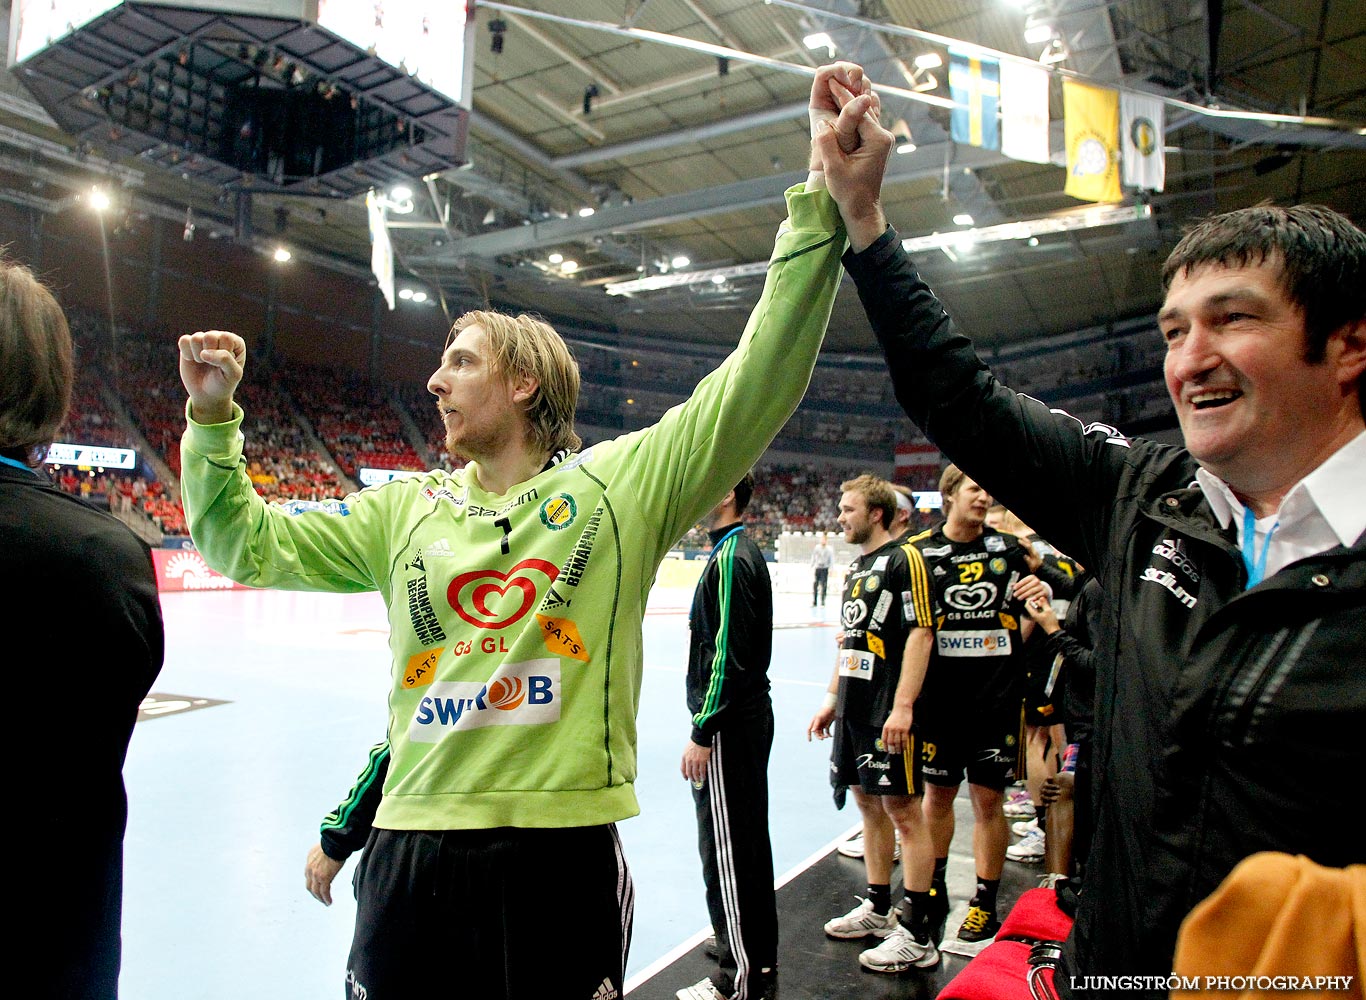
808, 475, 940, 974
909, 466, 1050, 943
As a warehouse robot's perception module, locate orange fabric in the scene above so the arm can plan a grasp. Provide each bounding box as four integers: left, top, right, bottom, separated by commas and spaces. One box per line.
1172, 853, 1365, 1000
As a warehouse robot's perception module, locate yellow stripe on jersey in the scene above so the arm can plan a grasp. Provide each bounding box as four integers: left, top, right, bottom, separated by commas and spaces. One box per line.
900, 540, 935, 628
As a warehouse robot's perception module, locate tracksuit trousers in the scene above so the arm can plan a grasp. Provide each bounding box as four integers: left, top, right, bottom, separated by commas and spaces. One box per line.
692, 710, 779, 1000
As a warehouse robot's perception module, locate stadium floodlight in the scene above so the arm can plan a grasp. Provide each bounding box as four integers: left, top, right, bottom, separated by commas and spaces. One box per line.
399, 288, 415, 300
605, 203, 1153, 294
273, 246, 292, 262
670, 255, 690, 269
88, 187, 111, 212
560, 260, 579, 274
548, 252, 564, 264
803, 32, 835, 57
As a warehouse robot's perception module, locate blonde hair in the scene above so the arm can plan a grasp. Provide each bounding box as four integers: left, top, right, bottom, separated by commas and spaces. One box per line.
939, 464, 968, 511
839, 473, 896, 529
448, 310, 581, 455
1, 255, 72, 465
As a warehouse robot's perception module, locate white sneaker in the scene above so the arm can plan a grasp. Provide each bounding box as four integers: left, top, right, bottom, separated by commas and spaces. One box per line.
676, 977, 726, 1000
1011, 817, 1040, 838
1007, 826, 1046, 862
835, 833, 900, 861
824, 897, 898, 939
858, 923, 941, 973
836, 834, 865, 859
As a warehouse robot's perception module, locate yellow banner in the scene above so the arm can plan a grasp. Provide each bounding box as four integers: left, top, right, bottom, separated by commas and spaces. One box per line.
1064, 81, 1121, 203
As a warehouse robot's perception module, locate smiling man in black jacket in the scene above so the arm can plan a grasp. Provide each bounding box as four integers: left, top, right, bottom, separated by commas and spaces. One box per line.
810, 68, 1366, 997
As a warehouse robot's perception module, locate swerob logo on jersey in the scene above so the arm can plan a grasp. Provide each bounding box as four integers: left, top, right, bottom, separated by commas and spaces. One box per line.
943, 581, 999, 612
447, 558, 559, 629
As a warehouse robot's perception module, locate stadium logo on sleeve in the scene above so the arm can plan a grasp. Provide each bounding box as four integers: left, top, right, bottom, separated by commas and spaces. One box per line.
539, 493, 578, 530
281, 499, 350, 516
447, 558, 560, 629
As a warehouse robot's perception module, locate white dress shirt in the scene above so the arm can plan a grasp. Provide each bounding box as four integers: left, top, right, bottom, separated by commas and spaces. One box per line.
1195, 429, 1366, 581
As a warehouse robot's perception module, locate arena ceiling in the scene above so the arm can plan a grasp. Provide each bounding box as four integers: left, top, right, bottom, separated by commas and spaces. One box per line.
2, 0, 1364, 357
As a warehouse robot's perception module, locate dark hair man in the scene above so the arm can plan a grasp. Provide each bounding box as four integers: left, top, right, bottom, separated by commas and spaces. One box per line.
808, 474, 940, 974
2, 256, 164, 998
176, 63, 879, 1000
677, 471, 778, 1000
908, 465, 1047, 942
817, 66, 1366, 997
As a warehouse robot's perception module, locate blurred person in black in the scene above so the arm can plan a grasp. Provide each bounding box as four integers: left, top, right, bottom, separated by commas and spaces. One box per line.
1, 254, 164, 998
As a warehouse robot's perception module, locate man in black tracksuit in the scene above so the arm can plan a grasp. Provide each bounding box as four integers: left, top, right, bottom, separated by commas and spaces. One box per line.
814, 83, 1366, 998
678, 472, 778, 1000
305, 742, 389, 907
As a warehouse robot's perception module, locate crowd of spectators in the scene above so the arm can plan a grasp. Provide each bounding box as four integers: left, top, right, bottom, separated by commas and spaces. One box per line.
284, 365, 424, 478
676, 463, 941, 552
45, 308, 1167, 549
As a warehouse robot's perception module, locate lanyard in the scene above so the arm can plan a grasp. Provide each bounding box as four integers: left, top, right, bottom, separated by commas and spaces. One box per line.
0, 455, 36, 474
1241, 505, 1279, 589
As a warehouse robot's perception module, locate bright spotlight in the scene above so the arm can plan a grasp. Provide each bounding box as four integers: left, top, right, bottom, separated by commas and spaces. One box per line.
411, 291, 428, 303
803, 32, 835, 55
953, 214, 975, 226
671, 255, 690, 269
561, 260, 579, 273
273, 246, 292, 262
710, 274, 727, 285
390, 185, 413, 201
1024, 23, 1054, 44
548, 252, 564, 264
577, 206, 595, 218
88, 187, 111, 212
399, 288, 415, 300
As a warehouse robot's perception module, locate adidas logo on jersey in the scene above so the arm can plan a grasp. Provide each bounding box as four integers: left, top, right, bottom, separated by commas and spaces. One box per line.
425, 538, 456, 557
590, 978, 620, 1000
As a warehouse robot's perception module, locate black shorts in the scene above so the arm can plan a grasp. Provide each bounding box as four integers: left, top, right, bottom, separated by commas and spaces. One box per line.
1024, 648, 1065, 727
918, 708, 1025, 791
830, 717, 923, 797
348, 825, 633, 999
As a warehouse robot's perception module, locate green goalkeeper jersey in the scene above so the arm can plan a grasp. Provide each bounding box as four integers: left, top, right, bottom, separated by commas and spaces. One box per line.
180, 183, 844, 832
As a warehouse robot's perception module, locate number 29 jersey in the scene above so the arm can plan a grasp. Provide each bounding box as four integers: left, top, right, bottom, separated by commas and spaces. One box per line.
835, 539, 935, 727
911, 527, 1032, 721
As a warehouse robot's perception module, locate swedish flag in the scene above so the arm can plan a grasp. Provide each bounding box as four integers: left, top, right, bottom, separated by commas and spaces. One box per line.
950, 49, 1000, 150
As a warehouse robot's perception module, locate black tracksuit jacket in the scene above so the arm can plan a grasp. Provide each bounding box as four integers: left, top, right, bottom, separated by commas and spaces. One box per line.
686, 522, 773, 745
844, 229, 1366, 996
